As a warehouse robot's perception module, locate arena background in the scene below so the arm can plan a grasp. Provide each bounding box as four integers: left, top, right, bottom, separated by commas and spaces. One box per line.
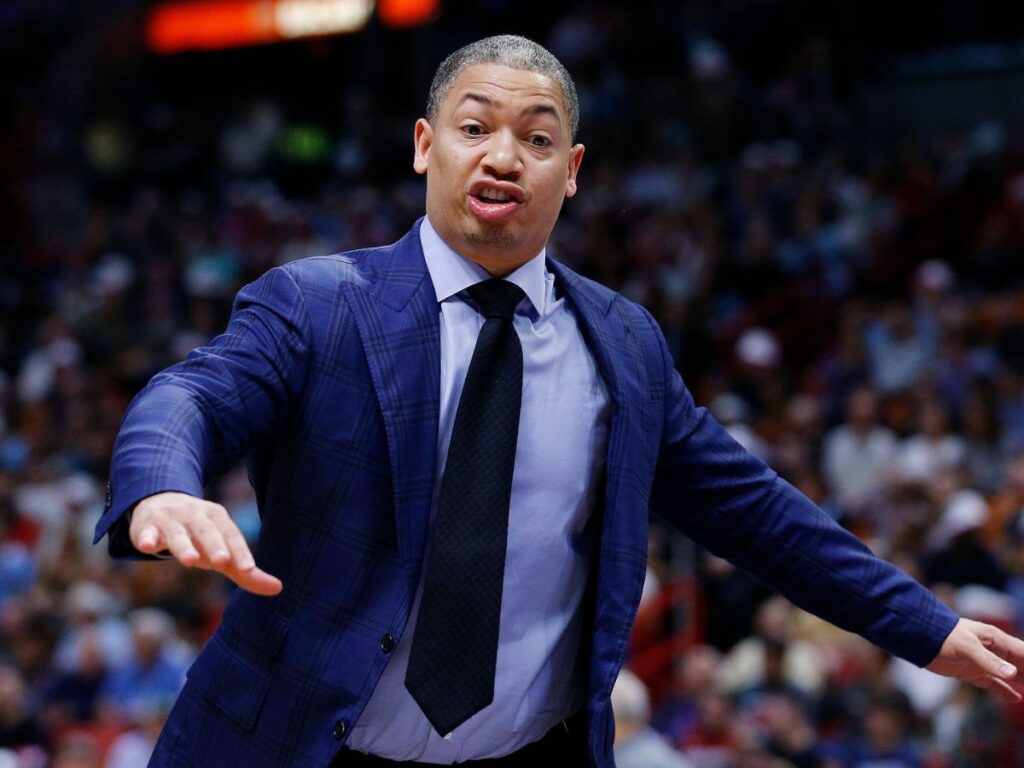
4, 1, 1024, 766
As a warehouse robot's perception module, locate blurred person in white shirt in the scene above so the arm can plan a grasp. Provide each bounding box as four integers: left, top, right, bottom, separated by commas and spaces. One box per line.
612, 668, 694, 768
822, 386, 897, 515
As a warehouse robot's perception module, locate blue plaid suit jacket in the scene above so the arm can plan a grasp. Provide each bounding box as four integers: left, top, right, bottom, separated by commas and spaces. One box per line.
95, 220, 958, 767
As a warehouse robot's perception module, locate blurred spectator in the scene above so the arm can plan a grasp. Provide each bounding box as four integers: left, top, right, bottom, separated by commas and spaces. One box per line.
698, 553, 774, 652
819, 640, 901, 735
96, 609, 189, 723
0, 664, 45, 751
770, 393, 825, 489
612, 668, 694, 768
15, 318, 83, 406
888, 652, 958, 723
710, 392, 771, 462
681, 690, 738, 768
51, 732, 101, 768
910, 261, 955, 336
924, 490, 1007, 591
893, 398, 966, 485
0, 508, 36, 609
822, 689, 922, 768
653, 645, 723, 748
103, 697, 170, 768
865, 305, 935, 395
734, 638, 816, 716
757, 691, 825, 768
718, 596, 825, 701
1000, 478, 1024, 632
985, 451, 1024, 545
54, 582, 129, 674
822, 386, 897, 516
813, 306, 872, 424
960, 385, 1008, 494
731, 327, 787, 422
39, 628, 107, 731
932, 683, 1006, 766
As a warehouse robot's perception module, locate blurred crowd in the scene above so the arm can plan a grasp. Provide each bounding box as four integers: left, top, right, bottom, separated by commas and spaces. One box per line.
3, 1, 1024, 766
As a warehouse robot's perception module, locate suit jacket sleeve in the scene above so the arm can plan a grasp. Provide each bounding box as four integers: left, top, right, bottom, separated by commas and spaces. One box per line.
642, 311, 958, 667
93, 266, 311, 555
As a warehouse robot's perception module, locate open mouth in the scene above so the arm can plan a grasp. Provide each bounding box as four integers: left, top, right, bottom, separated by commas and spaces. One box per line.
477, 190, 513, 203
468, 182, 524, 221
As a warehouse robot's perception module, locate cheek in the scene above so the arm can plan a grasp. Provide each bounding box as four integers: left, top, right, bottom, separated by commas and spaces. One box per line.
536, 175, 570, 212
427, 159, 456, 204
433, 151, 471, 196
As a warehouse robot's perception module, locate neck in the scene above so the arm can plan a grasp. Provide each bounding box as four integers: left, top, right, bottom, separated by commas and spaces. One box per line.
424, 217, 543, 278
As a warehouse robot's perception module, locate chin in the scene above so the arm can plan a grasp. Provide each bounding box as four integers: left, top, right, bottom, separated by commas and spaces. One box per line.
464, 223, 521, 252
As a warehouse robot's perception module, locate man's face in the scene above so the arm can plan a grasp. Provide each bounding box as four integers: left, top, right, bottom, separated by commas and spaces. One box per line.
414, 63, 584, 275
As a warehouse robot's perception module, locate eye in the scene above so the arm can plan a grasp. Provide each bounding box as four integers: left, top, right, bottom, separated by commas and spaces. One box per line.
529, 134, 552, 148
461, 124, 484, 137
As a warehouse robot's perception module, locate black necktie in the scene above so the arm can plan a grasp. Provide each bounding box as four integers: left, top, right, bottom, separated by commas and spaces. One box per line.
405, 278, 526, 736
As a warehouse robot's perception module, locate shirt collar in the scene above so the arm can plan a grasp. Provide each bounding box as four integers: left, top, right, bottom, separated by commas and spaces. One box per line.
420, 216, 547, 316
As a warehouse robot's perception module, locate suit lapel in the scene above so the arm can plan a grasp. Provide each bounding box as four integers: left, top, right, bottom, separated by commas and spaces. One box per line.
548, 259, 652, 505
344, 222, 440, 598
547, 260, 626, 413
549, 259, 653, 633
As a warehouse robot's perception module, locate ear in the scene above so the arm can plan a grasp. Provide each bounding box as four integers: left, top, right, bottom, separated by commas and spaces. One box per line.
565, 143, 585, 198
413, 118, 432, 175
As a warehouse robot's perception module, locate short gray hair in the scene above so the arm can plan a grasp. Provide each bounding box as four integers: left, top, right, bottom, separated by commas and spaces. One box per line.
130, 607, 174, 640
426, 35, 580, 141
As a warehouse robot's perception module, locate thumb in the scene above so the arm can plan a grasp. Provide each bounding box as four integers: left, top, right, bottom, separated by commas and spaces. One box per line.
991, 654, 1017, 680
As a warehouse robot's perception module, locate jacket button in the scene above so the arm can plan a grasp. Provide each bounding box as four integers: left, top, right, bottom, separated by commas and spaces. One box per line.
380, 633, 395, 654
333, 720, 347, 740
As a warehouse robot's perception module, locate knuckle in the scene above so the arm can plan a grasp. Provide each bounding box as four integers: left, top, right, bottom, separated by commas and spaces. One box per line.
207, 502, 229, 518
170, 532, 196, 550
131, 504, 153, 523
164, 505, 191, 523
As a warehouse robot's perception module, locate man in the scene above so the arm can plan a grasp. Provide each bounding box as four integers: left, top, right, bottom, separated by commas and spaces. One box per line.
94, 35, 1024, 767
611, 669, 693, 768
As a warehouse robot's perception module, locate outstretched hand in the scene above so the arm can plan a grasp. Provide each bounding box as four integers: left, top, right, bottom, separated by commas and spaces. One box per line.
926, 618, 1024, 702
130, 491, 283, 596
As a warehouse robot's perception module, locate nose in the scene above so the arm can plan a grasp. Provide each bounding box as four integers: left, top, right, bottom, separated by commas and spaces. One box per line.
481, 129, 522, 180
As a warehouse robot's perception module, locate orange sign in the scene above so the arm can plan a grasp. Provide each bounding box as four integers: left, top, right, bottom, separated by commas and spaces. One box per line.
146, 0, 377, 53
378, 0, 439, 27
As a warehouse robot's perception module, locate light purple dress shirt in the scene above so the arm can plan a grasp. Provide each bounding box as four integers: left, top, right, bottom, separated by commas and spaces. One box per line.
346, 218, 611, 762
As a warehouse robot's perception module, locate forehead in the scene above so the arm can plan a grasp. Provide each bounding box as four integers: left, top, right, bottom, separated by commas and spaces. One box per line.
441, 63, 568, 120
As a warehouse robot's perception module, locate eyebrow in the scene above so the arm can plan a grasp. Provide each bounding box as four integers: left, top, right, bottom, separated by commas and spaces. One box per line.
455, 92, 562, 124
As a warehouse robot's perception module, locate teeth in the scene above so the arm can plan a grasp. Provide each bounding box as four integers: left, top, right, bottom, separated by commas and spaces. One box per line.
479, 189, 512, 203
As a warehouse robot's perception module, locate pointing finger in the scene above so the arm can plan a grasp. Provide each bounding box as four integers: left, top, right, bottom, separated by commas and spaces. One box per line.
185, 515, 231, 568
208, 505, 256, 572
227, 564, 283, 596
162, 521, 202, 566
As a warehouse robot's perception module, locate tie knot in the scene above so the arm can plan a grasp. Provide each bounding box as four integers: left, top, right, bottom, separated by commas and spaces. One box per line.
466, 279, 525, 320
